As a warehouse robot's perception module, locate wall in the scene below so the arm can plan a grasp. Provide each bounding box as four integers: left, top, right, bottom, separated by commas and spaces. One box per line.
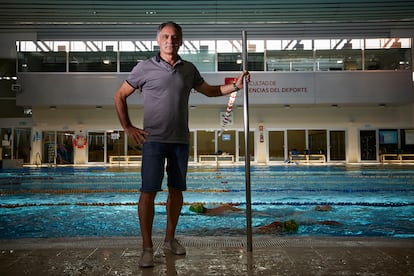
26, 102, 414, 164
10, 68, 414, 164
16, 71, 414, 106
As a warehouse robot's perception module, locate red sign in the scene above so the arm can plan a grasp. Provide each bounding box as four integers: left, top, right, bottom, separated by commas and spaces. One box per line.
224, 77, 238, 84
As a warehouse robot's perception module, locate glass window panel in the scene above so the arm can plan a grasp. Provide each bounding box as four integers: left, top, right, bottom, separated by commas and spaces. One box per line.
56, 131, 74, 164
217, 40, 241, 53
180, 41, 200, 54
287, 130, 306, 154
329, 130, 346, 161
360, 130, 377, 161
218, 53, 242, 71
42, 131, 56, 164
85, 41, 103, 51
70, 41, 87, 51
88, 131, 105, 163
197, 130, 215, 155
365, 38, 381, 49
314, 39, 331, 50
69, 52, 117, 72
266, 50, 314, 71
218, 52, 264, 71
316, 49, 362, 71
315, 39, 363, 71
107, 131, 125, 162
282, 40, 312, 50
351, 39, 363, 49
266, 40, 282, 50
119, 41, 156, 52
180, 52, 216, 72
18, 52, 67, 72
52, 41, 69, 52
217, 130, 236, 155
399, 38, 411, 48
247, 52, 264, 71
268, 130, 285, 161
308, 130, 327, 155
379, 129, 398, 154
199, 40, 216, 52
1, 128, 13, 159
248, 40, 264, 52
103, 41, 118, 52
20, 41, 37, 51
119, 41, 136, 51
119, 51, 156, 72
365, 48, 411, 70
401, 129, 414, 153
13, 128, 31, 163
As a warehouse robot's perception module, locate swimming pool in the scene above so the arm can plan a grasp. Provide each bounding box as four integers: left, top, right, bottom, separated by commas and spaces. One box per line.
0, 165, 413, 239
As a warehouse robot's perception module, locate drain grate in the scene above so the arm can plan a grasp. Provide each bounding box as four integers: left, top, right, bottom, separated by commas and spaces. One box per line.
2, 236, 396, 250
175, 237, 305, 248
172, 237, 364, 249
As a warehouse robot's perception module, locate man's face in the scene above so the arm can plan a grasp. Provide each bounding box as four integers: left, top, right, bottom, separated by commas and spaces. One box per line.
157, 25, 182, 55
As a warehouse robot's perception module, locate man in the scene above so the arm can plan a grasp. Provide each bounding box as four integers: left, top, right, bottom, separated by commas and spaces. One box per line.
114, 21, 249, 268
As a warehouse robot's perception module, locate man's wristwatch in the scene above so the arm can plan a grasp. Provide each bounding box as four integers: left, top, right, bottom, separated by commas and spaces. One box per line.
233, 82, 240, 91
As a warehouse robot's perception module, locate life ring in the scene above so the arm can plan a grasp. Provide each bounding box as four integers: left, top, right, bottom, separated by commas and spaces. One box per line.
74, 135, 87, 149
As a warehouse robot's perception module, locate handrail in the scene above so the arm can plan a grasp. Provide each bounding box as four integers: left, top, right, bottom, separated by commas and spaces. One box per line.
35, 152, 42, 167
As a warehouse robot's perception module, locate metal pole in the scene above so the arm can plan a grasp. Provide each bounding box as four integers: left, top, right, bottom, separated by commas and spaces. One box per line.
242, 30, 253, 253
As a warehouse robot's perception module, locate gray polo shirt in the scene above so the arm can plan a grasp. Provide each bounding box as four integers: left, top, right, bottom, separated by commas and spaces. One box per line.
126, 54, 204, 144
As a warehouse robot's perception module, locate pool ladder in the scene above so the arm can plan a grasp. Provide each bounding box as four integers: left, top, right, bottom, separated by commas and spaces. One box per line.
35, 152, 42, 167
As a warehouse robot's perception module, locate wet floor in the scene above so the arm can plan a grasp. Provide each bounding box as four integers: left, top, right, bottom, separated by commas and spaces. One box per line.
1, 236, 413, 275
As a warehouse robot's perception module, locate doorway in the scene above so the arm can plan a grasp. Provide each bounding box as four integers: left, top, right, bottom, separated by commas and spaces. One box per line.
88, 131, 105, 163
360, 130, 377, 161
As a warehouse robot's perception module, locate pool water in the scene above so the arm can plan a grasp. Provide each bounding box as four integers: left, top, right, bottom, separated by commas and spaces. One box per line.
0, 165, 413, 239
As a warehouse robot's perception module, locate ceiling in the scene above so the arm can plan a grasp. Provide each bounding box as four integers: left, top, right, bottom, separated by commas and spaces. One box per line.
1, 0, 414, 40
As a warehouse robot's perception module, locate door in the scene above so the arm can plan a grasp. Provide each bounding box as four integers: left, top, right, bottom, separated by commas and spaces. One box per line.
329, 130, 346, 161
268, 130, 285, 161
360, 130, 377, 161
88, 131, 105, 163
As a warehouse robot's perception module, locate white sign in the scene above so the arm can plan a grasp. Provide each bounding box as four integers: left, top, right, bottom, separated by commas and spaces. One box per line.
111, 133, 120, 140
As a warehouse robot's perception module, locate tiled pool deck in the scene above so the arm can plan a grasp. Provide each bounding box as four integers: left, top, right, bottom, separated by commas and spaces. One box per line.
1, 236, 413, 275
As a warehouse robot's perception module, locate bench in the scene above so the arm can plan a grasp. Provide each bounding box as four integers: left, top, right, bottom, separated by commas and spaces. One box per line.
109, 155, 142, 165
198, 154, 235, 163
380, 154, 414, 163
289, 154, 326, 163
380, 154, 400, 163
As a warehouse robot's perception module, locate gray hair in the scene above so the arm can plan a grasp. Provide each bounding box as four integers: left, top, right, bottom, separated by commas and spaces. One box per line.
156, 21, 183, 40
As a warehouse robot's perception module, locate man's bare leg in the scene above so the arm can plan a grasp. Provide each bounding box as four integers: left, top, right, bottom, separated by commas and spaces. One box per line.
138, 191, 157, 249
165, 187, 183, 242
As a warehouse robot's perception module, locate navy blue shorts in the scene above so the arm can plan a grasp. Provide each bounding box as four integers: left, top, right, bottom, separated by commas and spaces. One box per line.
141, 142, 189, 192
